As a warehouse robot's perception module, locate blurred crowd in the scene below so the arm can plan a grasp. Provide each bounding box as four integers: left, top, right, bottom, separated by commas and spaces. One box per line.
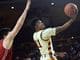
13, 34, 80, 60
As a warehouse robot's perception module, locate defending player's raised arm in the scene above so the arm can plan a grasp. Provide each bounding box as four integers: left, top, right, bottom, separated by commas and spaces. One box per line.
3, 0, 31, 49
11, 0, 31, 36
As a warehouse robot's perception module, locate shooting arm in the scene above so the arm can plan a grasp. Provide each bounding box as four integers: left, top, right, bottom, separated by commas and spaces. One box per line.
56, 16, 77, 34
40, 16, 77, 40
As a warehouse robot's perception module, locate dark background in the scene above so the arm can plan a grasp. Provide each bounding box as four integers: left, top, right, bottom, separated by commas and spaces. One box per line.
0, 0, 80, 60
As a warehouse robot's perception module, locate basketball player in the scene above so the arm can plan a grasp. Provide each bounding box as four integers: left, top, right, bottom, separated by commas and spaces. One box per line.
0, 0, 31, 60
33, 11, 78, 60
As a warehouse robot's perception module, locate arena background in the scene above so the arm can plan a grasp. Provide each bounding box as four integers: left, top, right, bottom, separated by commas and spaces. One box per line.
0, 0, 80, 60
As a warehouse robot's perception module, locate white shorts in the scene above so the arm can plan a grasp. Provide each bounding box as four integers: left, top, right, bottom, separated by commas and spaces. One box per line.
40, 54, 57, 60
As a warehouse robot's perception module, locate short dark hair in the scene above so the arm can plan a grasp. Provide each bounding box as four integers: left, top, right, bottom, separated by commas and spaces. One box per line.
30, 17, 40, 30
0, 28, 10, 39
31, 17, 40, 26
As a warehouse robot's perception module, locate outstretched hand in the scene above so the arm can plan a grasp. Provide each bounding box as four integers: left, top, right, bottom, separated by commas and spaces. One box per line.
27, 0, 31, 6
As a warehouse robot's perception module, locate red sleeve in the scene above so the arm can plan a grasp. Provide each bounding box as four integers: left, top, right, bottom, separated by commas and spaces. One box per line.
0, 40, 5, 59
6, 48, 12, 60
0, 40, 12, 60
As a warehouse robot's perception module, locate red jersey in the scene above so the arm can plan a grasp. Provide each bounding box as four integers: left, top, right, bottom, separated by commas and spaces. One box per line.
0, 40, 12, 60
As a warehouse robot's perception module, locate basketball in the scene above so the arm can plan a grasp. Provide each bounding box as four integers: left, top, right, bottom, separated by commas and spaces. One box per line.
64, 3, 78, 17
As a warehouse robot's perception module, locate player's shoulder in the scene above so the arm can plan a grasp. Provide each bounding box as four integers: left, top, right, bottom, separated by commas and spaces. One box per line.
33, 30, 43, 40
44, 27, 56, 30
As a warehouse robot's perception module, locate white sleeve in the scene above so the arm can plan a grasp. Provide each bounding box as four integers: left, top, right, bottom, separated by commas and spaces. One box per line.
41, 28, 56, 40
33, 31, 42, 41
33, 33, 38, 41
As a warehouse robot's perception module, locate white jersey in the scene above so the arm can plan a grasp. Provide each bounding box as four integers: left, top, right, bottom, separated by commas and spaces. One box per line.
33, 28, 56, 56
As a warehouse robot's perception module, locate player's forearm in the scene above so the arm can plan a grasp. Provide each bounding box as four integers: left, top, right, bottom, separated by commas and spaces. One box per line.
56, 16, 76, 34
11, 0, 31, 36
62, 17, 75, 29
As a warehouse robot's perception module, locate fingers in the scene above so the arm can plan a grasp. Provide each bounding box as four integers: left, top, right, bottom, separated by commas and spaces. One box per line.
27, 0, 31, 5
25, 0, 31, 10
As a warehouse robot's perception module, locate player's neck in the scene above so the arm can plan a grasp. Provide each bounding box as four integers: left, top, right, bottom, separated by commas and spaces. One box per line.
35, 29, 41, 32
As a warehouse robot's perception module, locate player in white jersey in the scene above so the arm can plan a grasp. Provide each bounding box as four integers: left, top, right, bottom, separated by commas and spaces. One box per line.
32, 13, 77, 60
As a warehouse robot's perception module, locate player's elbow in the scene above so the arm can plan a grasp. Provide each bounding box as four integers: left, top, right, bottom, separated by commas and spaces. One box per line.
3, 39, 13, 49
3, 42, 11, 49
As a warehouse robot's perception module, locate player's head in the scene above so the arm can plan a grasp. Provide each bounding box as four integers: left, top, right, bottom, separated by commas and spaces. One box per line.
31, 17, 45, 31
0, 28, 10, 39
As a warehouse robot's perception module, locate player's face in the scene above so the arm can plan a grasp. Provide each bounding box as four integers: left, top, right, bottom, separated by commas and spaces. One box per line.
35, 20, 45, 30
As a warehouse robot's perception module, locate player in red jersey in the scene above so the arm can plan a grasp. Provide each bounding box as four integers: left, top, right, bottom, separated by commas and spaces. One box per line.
0, 0, 31, 60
